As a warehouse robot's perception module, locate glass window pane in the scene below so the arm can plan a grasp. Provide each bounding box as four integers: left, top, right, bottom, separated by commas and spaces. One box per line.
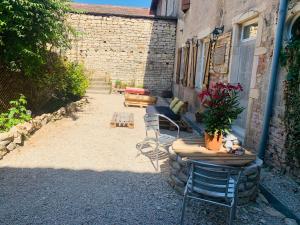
242, 23, 258, 40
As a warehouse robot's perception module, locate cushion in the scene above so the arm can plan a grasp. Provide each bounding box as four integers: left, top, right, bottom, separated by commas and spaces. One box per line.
146, 105, 181, 121
125, 87, 150, 95
172, 101, 185, 115
169, 97, 180, 109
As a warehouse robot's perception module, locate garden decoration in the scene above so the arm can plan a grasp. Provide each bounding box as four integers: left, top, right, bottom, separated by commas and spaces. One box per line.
198, 83, 244, 151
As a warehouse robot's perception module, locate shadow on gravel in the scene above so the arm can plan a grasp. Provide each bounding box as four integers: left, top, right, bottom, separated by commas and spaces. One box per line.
0, 167, 183, 225
0, 167, 285, 225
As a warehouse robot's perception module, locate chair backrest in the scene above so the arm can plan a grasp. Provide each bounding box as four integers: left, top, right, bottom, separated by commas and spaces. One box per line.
144, 113, 159, 132
189, 160, 241, 201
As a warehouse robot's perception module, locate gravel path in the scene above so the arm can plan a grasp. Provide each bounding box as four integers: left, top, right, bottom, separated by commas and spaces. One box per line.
0, 94, 290, 225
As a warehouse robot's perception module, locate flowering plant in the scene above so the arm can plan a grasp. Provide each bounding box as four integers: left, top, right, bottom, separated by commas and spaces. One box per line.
198, 83, 244, 136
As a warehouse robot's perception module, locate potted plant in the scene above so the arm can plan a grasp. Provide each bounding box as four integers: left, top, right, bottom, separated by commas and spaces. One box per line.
115, 80, 121, 89
198, 83, 244, 151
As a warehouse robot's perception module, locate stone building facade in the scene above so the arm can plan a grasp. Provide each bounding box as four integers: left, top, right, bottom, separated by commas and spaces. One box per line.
66, 4, 177, 94
152, 0, 300, 177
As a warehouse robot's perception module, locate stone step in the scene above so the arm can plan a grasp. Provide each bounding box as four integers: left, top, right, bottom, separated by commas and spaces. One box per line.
88, 86, 111, 91
86, 89, 111, 94
90, 77, 107, 82
89, 80, 107, 85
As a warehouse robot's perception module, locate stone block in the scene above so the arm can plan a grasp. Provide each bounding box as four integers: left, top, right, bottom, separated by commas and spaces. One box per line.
171, 175, 185, 187
171, 161, 181, 170
6, 142, 16, 151
0, 140, 11, 148
13, 135, 23, 145
0, 132, 14, 142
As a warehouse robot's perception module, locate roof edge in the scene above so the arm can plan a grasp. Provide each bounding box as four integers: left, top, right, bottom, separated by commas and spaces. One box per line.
69, 10, 177, 21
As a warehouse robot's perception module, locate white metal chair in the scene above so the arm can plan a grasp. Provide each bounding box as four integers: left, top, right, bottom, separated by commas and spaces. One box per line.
137, 113, 180, 171
180, 160, 242, 225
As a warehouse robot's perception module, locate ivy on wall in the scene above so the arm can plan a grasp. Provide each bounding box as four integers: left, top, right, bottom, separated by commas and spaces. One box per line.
281, 39, 300, 162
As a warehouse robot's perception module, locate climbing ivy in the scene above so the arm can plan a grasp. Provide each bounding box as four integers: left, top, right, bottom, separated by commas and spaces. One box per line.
281, 39, 300, 162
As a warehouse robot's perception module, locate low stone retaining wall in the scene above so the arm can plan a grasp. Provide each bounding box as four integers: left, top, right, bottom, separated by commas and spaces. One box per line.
0, 98, 88, 160
168, 147, 263, 205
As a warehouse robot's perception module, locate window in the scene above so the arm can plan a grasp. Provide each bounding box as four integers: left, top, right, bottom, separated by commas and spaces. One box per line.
241, 20, 258, 41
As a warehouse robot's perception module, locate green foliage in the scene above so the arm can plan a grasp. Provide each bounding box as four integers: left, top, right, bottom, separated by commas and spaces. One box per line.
198, 83, 244, 136
35, 53, 89, 99
115, 80, 122, 88
0, 95, 31, 132
281, 39, 300, 162
64, 62, 89, 97
0, 0, 73, 75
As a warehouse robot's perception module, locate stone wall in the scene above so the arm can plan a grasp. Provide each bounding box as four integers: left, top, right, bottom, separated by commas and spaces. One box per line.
0, 98, 88, 160
66, 13, 177, 94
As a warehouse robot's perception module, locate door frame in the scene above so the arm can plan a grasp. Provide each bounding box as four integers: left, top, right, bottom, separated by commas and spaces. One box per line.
228, 8, 265, 143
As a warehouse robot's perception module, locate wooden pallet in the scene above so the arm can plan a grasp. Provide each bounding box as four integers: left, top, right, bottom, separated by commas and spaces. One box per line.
124, 93, 157, 108
159, 118, 193, 133
110, 112, 134, 129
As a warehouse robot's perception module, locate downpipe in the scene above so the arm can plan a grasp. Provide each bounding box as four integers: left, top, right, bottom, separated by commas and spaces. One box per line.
258, 0, 288, 160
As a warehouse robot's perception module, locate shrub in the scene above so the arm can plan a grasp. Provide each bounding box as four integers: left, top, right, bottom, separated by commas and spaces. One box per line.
198, 83, 244, 135
64, 62, 89, 97
0, 95, 31, 132
34, 53, 89, 98
0, 0, 73, 75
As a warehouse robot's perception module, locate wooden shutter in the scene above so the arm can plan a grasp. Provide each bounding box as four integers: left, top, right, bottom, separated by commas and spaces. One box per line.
189, 39, 198, 88
176, 48, 182, 84
182, 0, 190, 12
203, 39, 212, 86
182, 44, 190, 87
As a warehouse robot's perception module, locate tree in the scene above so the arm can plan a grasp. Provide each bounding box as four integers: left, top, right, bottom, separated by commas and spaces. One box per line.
0, 0, 73, 75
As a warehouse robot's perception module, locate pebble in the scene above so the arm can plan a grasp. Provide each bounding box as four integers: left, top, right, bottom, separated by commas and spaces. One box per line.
284, 218, 298, 225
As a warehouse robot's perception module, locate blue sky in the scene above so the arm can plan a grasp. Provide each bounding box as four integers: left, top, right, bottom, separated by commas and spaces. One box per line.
73, 0, 152, 8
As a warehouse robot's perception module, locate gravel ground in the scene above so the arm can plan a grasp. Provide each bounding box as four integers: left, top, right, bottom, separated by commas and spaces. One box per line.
0, 94, 290, 225
261, 168, 300, 219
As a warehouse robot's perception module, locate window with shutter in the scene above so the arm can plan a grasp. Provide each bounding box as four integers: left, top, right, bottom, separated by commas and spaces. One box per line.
182, 0, 190, 12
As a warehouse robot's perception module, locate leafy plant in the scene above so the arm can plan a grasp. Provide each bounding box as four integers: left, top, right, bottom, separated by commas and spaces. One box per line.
115, 80, 121, 88
198, 83, 244, 136
64, 61, 89, 97
281, 39, 300, 161
0, 95, 31, 132
0, 0, 73, 75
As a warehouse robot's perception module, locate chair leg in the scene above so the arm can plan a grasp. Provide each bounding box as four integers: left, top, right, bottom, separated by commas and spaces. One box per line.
228, 206, 234, 225
180, 194, 188, 225
232, 199, 237, 220
155, 144, 159, 171
136, 142, 144, 157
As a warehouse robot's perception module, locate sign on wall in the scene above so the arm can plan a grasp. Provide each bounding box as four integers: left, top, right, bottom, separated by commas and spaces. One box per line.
212, 32, 232, 74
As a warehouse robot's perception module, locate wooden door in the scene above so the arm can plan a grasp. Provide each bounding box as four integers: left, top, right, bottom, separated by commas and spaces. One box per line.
231, 39, 255, 130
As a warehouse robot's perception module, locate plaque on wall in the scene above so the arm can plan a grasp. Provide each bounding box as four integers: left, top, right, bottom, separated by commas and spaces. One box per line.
213, 44, 226, 65
212, 32, 232, 74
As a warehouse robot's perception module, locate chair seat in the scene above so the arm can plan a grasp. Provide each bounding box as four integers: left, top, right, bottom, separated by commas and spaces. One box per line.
144, 134, 176, 146
146, 105, 181, 121
158, 133, 176, 145
187, 176, 236, 199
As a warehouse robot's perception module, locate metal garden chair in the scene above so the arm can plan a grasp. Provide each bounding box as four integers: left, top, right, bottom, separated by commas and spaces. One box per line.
137, 113, 180, 171
180, 160, 242, 225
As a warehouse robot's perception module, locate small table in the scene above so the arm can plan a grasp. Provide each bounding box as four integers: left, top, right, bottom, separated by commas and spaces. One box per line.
110, 112, 134, 129
172, 137, 256, 166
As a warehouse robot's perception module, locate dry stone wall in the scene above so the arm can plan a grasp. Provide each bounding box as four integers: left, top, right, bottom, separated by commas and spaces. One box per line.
0, 98, 88, 160
66, 13, 177, 94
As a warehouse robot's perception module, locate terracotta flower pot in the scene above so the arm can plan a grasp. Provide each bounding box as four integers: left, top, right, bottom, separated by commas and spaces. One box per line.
204, 132, 223, 151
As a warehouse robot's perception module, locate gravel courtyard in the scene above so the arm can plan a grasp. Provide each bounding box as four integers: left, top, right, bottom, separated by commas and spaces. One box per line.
0, 94, 290, 225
